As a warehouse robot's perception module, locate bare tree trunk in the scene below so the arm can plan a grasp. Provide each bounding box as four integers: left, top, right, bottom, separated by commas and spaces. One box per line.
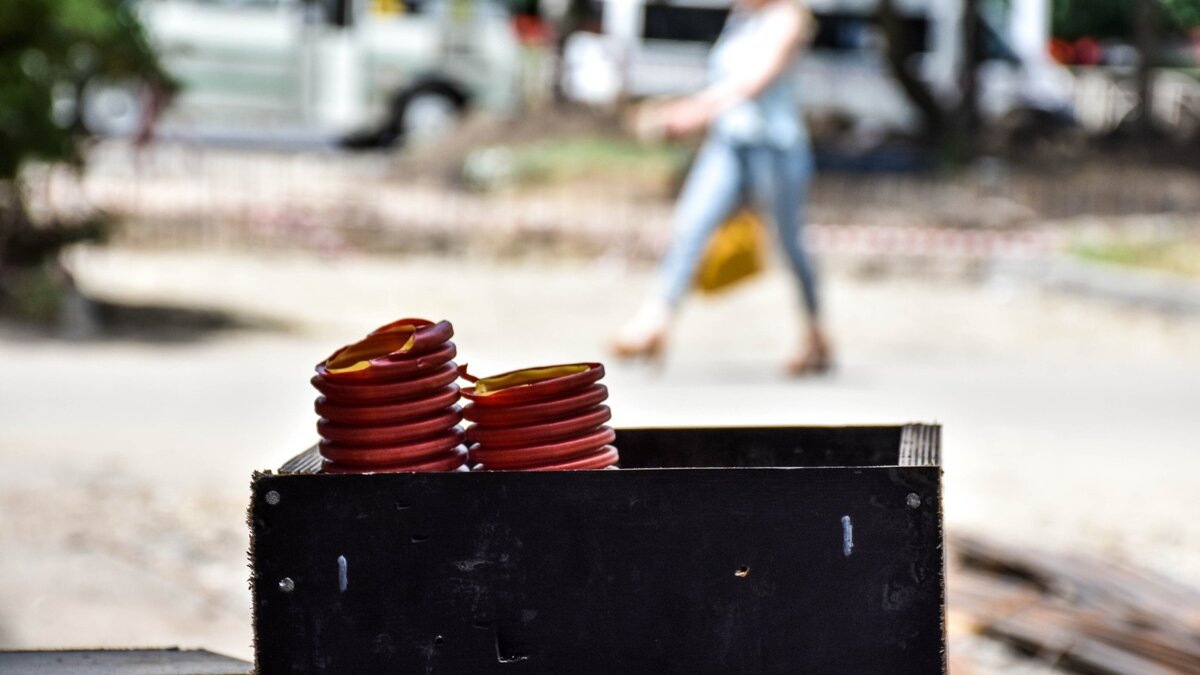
1134, 0, 1158, 135
0, 180, 30, 267
0, 178, 105, 269
878, 0, 948, 143
957, 0, 981, 151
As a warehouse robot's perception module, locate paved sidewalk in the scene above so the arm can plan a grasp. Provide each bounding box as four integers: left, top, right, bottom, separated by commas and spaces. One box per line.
2, 248, 1198, 661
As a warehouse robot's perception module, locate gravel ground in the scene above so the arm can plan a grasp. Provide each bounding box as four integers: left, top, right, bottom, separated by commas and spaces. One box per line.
2, 246, 1198, 664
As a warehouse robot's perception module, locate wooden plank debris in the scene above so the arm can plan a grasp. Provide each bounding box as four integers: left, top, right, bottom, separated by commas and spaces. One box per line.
948, 534, 1200, 674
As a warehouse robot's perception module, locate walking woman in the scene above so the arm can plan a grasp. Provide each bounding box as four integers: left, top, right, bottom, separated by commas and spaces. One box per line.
613, 0, 832, 375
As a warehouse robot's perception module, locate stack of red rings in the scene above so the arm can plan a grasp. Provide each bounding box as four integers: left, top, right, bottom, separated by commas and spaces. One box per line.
462, 363, 619, 471
312, 319, 468, 473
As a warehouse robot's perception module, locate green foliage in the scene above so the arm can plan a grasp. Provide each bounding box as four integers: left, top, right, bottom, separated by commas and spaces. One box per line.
1165, 0, 1200, 27
1072, 239, 1200, 278
506, 137, 690, 184
1052, 0, 1133, 40
0, 0, 173, 180
1, 0, 171, 315
462, 137, 691, 191
1053, 0, 1200, 40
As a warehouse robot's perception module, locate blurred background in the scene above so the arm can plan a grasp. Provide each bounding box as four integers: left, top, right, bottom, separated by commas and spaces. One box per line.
2, 0, 1199, 672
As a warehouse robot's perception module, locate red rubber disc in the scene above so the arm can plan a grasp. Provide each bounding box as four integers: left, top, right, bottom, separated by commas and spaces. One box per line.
461, 363, 604, 407
319, 427, 465, 467
317, 319, 453, 377
312, 362, 459, 402
322, 444, 468, 473
315, 385, 460, 426
316, 342, 456, 382
466, 405, 611, 448
462, 385, 608, 428
478, 446, 619, 472
369, 318, 453, 348
470, 426, 616, 469
530, 446, 620, 471
318, 406, 462, 446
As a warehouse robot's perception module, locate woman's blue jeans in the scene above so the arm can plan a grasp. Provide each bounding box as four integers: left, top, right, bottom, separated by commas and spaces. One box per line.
658, 137, 819, 317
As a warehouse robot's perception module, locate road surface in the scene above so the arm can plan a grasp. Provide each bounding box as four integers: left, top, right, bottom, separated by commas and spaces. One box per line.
2, 247, 1197, 661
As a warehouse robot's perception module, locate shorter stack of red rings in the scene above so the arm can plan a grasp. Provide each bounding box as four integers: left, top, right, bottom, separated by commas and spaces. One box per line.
462, 363, 619, 471
312, 319, 468, 473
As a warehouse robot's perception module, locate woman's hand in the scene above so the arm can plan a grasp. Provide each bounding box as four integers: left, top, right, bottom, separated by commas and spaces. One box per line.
662, 97, 714, 138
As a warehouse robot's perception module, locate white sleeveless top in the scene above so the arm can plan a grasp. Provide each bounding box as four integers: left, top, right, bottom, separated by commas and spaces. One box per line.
709, 3, 806, 148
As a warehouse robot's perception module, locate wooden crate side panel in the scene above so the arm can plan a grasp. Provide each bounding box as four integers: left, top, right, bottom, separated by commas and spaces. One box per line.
614, 426, 907, 469
252, 467, 944, 674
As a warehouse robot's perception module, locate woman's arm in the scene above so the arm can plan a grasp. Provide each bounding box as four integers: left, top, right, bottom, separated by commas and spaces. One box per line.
664, 0, 812, 136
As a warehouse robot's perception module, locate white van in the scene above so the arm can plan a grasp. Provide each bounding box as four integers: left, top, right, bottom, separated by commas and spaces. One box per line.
560, 0, 1073, 135
81, 0, 522, 146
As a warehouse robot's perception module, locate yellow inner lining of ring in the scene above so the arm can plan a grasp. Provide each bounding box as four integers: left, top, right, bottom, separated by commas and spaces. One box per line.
325, 326, 417, 374
474, 364, 589, 395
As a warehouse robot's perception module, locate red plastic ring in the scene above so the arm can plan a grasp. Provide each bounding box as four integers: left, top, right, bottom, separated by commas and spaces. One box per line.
317, 319, 448, 374
314, 385, 461, 426
315, 342, 456, 382
477, 446, 619, 472
466, 405, 611, 448
370, 318, 453, 347
461, 363, 605, 407
462, 384, 608, 427
470, 426, 616, 469
322, 444, 468, 473
318, 406, 463, 446
312, 362, 459, 402
319, 427, 465, 467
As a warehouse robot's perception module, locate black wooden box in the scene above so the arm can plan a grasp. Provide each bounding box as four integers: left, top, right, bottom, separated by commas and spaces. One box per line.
251, 424, 944, 674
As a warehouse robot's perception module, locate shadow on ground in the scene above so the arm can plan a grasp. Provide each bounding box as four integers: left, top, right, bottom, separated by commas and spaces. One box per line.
0, 295, 289, 344
0, 617, 12, 649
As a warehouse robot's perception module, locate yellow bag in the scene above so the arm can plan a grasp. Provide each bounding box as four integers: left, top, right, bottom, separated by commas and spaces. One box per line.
694, 209, 767, 294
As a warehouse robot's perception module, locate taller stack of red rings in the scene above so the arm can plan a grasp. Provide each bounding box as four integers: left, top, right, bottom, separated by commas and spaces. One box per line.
312, 319, 468, 473
462, 363, 619, 471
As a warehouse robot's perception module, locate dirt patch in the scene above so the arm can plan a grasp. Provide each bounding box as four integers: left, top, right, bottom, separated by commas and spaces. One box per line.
391, 105, 625, 186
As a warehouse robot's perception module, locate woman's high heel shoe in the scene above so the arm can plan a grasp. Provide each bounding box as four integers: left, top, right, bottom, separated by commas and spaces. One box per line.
614, 299, 672, 362
612, 330, 667, 364
786, 347, 832, 376
612, 301, 671, 366
787, 328, 834, 377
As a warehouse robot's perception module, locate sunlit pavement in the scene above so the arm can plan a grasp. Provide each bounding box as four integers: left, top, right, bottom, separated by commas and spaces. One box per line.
2, 247, 1198, 660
